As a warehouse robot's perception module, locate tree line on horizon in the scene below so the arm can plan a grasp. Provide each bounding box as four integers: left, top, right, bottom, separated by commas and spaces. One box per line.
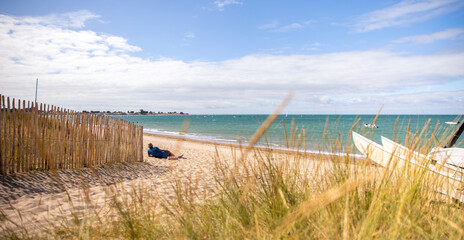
81, 109, 187, 115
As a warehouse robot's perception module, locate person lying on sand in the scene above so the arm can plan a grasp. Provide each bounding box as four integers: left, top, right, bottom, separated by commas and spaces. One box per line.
147, 143, 183, 160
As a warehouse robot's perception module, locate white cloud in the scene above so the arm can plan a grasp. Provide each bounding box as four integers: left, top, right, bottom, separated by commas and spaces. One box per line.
353, 0, 464, 32
259, 20, 313, 33
271, 23, 304, 32
180, 32, 196, 47
11, 10, 100, 28
104, 36, 141, 52
300, 42, 323, 51
213, 0, 243, 11
258, 20, 279, 30
363, 90, 464, 114
60, 10, 101, 28
1, 12, 463, 114
184, 32, 195, 39
393, 28, 464, 44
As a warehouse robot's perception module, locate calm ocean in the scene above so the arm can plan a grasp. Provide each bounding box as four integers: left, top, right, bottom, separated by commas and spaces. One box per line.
113, 115, 463, 152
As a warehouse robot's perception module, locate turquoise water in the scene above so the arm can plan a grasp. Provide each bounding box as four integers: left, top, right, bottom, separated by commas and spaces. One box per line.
113, 115, 463, 152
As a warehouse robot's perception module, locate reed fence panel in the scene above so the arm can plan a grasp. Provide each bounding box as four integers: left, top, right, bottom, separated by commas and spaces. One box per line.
0, 94, 143, 175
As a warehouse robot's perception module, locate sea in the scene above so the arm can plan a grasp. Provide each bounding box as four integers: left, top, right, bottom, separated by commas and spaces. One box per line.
113, 114, 463, 153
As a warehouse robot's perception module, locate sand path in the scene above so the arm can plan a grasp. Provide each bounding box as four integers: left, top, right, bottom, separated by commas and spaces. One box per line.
0, 133, 334, 236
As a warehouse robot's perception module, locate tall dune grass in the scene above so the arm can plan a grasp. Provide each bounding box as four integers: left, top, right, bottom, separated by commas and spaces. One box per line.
2, 111, 463, 239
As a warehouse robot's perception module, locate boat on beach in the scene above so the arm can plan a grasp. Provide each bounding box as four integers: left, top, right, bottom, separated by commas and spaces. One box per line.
352, 131, 464, 202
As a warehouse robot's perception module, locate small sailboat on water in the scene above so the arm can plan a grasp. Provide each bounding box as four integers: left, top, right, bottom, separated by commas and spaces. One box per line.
363, 123, 378, 129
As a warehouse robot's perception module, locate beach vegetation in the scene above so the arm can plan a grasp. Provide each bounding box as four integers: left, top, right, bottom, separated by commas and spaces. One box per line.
1, 100, 463, 239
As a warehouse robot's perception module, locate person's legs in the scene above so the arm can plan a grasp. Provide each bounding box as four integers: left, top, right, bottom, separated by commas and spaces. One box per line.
165, 150, 183, 159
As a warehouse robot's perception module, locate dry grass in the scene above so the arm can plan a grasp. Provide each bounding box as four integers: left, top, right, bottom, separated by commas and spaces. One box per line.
1, 104, 463, 239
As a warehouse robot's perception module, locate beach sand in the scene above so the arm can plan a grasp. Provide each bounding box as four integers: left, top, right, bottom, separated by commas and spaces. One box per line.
0, 133, 334, 236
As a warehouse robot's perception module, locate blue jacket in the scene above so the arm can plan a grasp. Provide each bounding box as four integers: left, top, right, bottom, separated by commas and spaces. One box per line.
148, 147, 169, 158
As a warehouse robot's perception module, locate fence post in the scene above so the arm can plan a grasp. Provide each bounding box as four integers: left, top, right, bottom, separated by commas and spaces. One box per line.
0, 94, 4, 174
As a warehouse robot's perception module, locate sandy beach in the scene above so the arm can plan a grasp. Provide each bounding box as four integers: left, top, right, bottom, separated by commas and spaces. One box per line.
0, 133, 217, 234
0, 133, 333, 236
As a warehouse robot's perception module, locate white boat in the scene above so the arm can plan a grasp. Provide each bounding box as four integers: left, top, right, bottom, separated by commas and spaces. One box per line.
381, 135, 463, 173
429, 147, 464, 168
363, 123, 378, 129
352, 132, 464, 202
352, 132, 394, 168
379, 120, 464, 170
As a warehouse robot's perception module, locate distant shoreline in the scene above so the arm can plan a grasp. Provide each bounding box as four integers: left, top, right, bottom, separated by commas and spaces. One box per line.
81, 112, 189, 116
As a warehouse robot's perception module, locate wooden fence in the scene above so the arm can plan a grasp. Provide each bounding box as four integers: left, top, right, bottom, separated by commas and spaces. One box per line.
0, 94, 143, 175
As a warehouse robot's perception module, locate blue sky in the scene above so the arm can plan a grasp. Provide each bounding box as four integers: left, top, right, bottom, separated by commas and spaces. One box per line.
0, 0, 463, 114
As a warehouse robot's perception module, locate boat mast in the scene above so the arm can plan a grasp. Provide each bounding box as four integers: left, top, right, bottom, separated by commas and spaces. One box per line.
445, 121, 464, 148
35, 78, 38, 103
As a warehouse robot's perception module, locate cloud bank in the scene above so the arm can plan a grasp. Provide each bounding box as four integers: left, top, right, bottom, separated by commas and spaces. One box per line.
0, 11, 463, 114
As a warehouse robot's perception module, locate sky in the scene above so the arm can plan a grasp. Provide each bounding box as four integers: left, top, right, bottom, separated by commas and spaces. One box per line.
0, 0, 463, 114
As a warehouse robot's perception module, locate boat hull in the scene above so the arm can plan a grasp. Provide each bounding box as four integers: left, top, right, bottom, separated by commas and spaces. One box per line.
353, 132, 464, 202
